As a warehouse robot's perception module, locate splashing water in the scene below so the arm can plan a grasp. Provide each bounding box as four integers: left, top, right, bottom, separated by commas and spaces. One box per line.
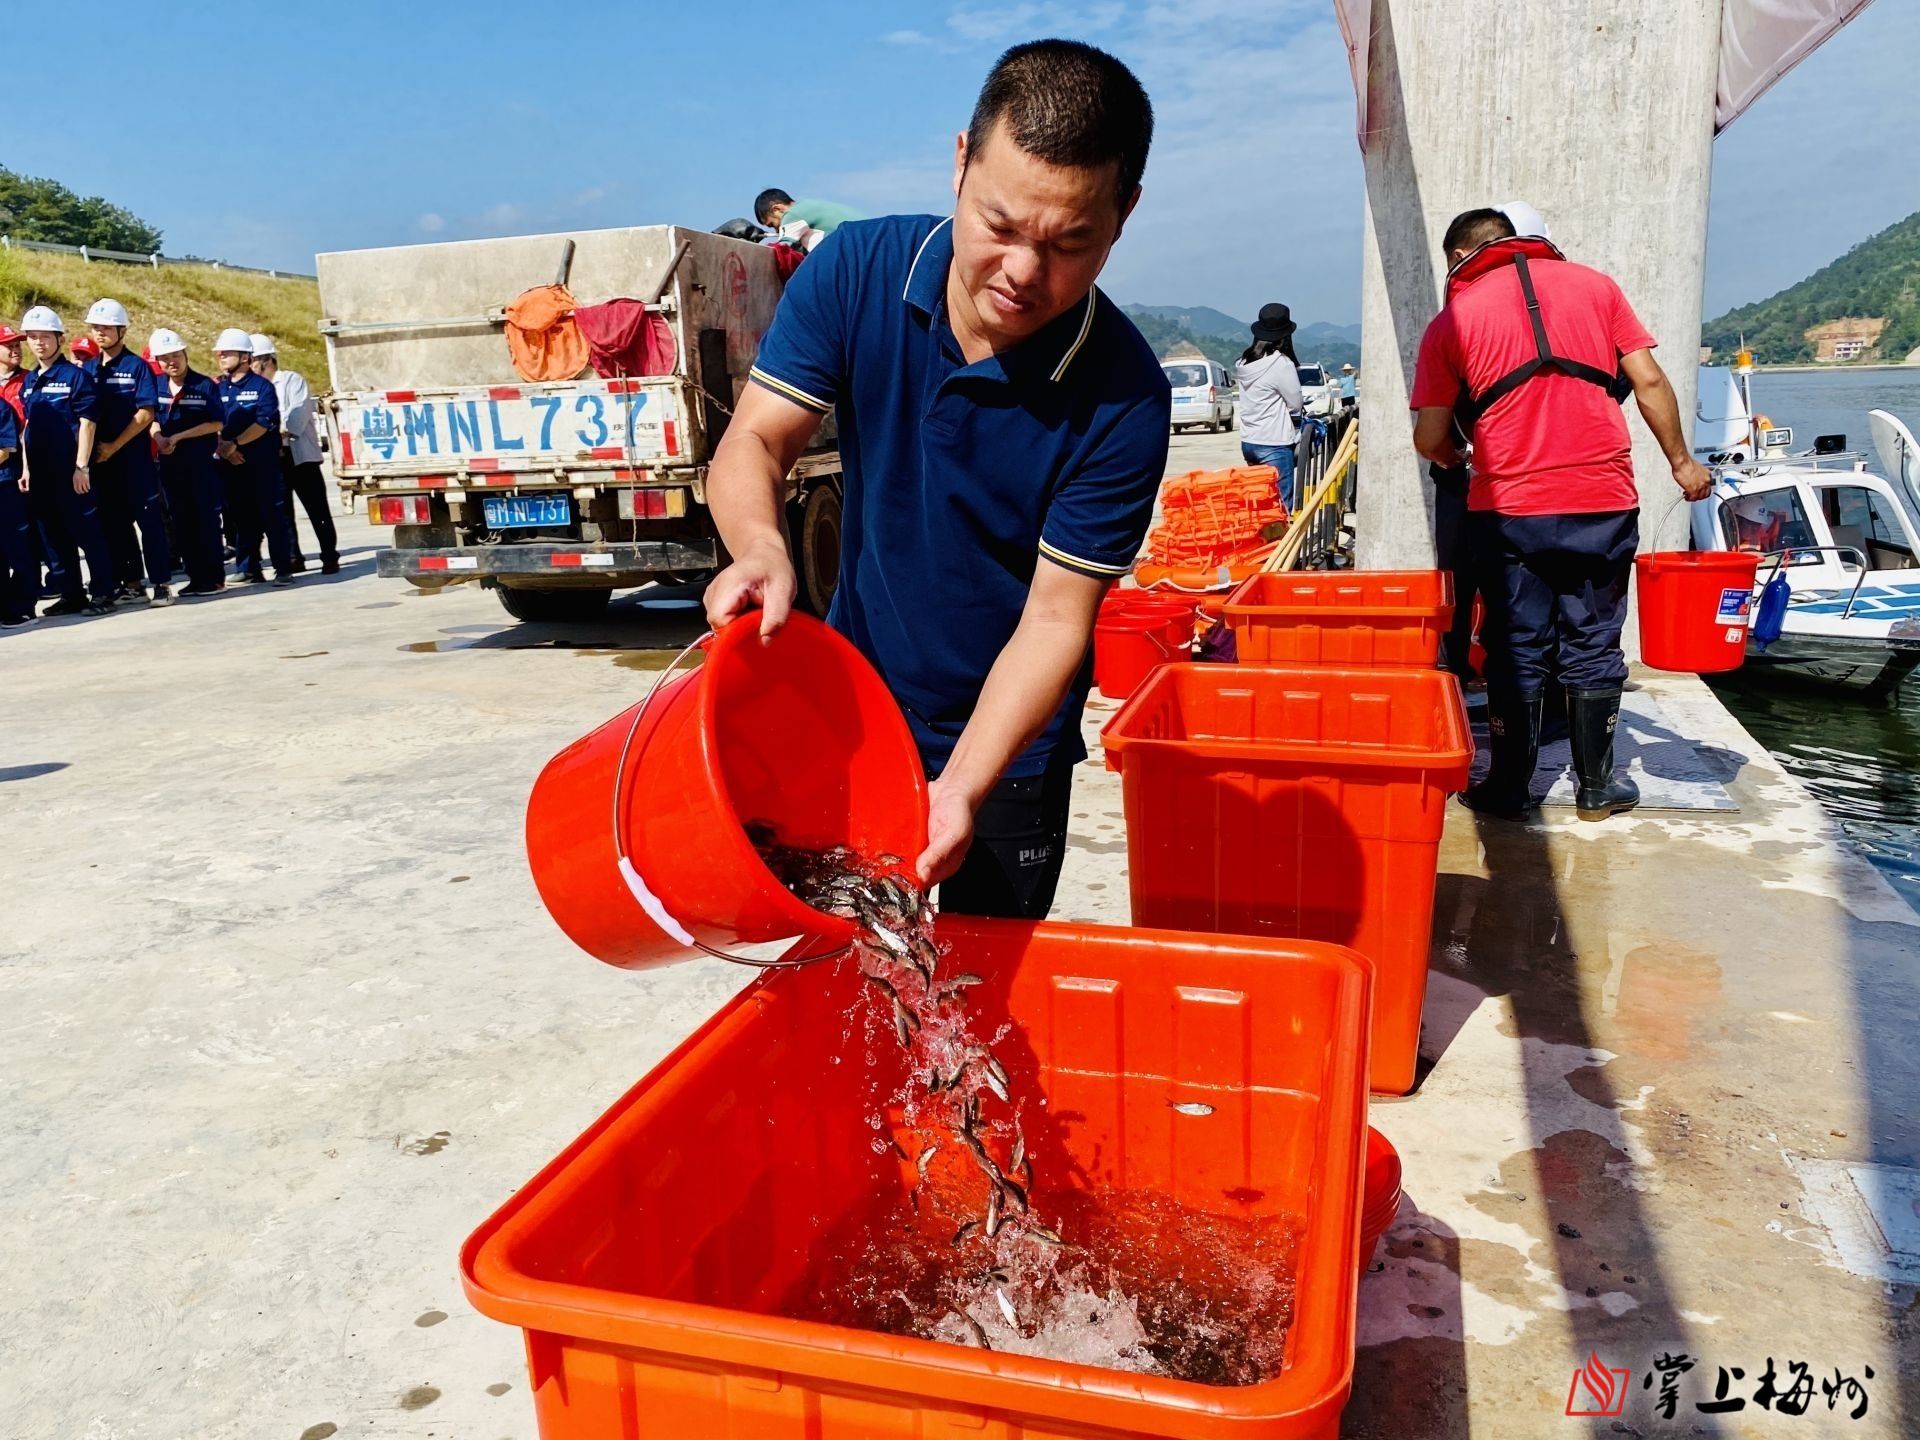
754, 833, 1302, 1385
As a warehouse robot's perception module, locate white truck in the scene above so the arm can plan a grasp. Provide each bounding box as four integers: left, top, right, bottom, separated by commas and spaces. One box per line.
315, 226, 842, 622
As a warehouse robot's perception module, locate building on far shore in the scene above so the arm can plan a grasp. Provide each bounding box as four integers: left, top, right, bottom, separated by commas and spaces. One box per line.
1805, 316, 1886, 362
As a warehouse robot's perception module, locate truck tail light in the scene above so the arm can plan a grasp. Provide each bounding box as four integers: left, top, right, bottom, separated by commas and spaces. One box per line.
1208, 385, 1217, 402
368, 495, 432, 525
617, 488, 689, 520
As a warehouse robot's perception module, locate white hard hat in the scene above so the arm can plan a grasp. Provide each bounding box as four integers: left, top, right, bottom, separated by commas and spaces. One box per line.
20, 306, 63, 334
86, 298, 131, 328
249, 333, 276, 357
213, 327, 254, 354
147, 328, 187, 358
1497, 200, 1551, 241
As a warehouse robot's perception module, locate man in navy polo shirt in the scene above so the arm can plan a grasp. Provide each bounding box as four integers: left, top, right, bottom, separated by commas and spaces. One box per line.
704, 39, 1171, 919
84, 299, 173, 605
213, 329, 296, 587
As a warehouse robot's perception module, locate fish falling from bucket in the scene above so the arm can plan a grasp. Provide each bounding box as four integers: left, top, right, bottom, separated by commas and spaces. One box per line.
754, 828, 1302, 1384
754, 830, 1040, 1254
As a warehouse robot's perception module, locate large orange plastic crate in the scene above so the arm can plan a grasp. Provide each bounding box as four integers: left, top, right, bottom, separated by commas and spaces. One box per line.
1224, 571, 1454, 668
462, 918, 1373, 1439
1101, 664, 1471, 1094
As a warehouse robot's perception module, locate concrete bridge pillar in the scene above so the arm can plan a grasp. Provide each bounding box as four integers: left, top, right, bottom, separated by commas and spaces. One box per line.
1355, 0, 1724, 571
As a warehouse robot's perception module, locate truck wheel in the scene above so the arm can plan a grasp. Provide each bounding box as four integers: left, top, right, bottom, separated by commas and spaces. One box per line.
496, 587, 613, 623
795, 483, 842, 618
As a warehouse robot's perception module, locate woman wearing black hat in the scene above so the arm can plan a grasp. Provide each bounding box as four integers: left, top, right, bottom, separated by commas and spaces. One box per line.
1234, 302, 1304, 509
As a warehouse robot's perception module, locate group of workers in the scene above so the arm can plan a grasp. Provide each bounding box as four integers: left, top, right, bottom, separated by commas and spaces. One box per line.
0, 304, 338, 627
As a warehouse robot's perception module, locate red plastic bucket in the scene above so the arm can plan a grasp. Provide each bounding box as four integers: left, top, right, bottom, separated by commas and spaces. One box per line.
1095, 611, 1191, 701
1634, 551, 1761, 673
525, 612, 928, 970
1359, 1128, 1403, 1269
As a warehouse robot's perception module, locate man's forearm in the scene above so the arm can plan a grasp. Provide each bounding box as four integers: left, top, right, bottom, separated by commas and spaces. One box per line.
1633, 373, 1692, 468
709, 427, 792, 557
937, 614, 1089, 807
105, 409, 154, 458
77, 419, 96, 466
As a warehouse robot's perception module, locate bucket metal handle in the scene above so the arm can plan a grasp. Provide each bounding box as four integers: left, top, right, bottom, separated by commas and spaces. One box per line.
609, 627, 847, 970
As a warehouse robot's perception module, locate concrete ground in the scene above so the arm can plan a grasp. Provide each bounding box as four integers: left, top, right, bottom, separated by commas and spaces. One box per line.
4, 429, 1917, 1439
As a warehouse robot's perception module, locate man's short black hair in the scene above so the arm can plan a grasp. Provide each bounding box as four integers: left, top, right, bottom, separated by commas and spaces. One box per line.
1443, 208, 1516, 258
754, 188, 794, 225
965, 38, 1153, 209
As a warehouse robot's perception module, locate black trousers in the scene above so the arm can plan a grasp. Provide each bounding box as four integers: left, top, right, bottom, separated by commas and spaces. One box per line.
1471, 508, 1638, 696
936, 754, 1076, 920
281, 453, 339, 565
95, 453, 172, 589
1432, 479, 1477, 679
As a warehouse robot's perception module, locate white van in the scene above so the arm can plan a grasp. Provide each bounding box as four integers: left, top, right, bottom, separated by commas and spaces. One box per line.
1162, 359, 1236, 433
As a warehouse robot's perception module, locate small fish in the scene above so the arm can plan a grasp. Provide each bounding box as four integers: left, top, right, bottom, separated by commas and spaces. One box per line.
997, 1174, 1028, 1212
985, 1186, 1002, 1238
1027, 1224, 1063, 1246
1168, 1101, 1216, 1117
987, 1266, 1011, 1286
892, 999, 915, 1048
959, 1311, 990, 1349
887, 1134, 910, 1162
1009, 1136, 1026, 1174
867, 919, 912, 958
985, 1053, 1010, 1089
981, 1065, 1010, 1105
952, 1219, 982, 1245
878, 853, 903, 867
916, 1141, 940, 1178
958, 1127, 1004, 1184
947, 973, 986, 988
994, 1287, 1018, 1328
865, 971, 904, 1006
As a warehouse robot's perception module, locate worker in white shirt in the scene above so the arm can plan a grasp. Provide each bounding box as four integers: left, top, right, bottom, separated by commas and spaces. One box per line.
249, 336, 338, 574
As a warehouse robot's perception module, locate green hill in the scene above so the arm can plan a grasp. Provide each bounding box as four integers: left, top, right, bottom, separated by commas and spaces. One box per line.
1702, 209, 1920, 365
1123, 304, 1363, 373
0, 246, 323, 383
0, 167, 162, 254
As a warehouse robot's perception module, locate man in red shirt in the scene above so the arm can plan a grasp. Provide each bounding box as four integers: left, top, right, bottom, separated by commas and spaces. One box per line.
1411, 208, 1710, 822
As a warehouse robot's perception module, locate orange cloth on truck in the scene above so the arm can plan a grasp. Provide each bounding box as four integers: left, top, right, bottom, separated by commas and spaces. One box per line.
504, 284, 590, 383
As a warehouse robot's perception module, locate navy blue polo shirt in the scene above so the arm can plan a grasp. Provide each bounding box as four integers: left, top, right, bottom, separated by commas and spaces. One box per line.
87, 350, 161, 470
749, 215, 1171, 777
217, 369, 280, 473
20, 357, 97, 471
157, 370, 226, 464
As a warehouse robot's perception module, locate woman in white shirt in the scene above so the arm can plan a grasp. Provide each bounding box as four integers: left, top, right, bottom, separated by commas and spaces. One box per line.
1233, 303, 1304, 510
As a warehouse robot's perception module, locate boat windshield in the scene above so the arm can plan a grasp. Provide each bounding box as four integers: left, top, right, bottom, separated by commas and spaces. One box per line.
1720, 489, 1821, 561
1818, 484, 1919, 571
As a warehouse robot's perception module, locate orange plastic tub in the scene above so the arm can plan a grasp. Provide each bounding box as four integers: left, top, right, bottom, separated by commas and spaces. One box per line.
463, 918, 1374, 1440
1224, 571, 1454, 668
1101, 664, 1471, 1094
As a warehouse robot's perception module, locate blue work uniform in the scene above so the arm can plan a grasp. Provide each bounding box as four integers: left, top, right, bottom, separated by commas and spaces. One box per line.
88, 349, 171, 590
749, 215, 1171, 918
156, 370, 228, 592
22, 356, 115, 606
0, 399, 33, 620
216, 368, 294, 579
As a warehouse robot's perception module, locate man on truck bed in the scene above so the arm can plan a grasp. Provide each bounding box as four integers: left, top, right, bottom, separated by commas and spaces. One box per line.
706, 39, 1171, 920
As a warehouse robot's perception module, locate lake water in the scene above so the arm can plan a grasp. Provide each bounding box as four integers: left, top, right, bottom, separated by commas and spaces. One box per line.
1703, 366, 1920, 915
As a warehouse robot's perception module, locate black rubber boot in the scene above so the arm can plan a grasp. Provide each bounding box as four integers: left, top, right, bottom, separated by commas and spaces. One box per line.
1569, 687, 1639, 821
1461, 689, 1542, 820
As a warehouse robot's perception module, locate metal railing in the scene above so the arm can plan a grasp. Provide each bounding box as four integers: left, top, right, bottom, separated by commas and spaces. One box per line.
1272, 414, 1358, 572
0, 234, 314, 282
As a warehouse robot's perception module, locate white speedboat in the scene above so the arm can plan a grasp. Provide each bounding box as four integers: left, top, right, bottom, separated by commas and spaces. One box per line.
1689, 374, 1920, 697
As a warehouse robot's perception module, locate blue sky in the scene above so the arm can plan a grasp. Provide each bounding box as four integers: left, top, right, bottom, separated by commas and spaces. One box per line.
0, 1, 1910, 327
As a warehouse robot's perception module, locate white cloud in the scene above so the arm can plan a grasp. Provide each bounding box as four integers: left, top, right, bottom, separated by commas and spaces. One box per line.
884, 28, 932, 45
415, 212, 445, 234
481, 202, 527, 229
570, 186, 609, 207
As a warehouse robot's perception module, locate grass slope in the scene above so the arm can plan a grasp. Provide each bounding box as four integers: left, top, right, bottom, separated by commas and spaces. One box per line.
0, 248, 324, 384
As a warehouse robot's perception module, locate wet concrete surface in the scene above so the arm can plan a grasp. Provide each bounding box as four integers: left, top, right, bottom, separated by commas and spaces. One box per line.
6, 430, 1916, 1437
